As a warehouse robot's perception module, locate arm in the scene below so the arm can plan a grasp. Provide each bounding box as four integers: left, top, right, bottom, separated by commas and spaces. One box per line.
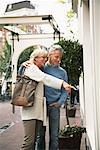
24, 64, 71, 90
57, 71, 68, 105
49, 70, 68, 108
24, 64, 63, 89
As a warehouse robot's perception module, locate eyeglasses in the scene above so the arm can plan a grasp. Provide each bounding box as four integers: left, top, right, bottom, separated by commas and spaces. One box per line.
35, 56, 47, 59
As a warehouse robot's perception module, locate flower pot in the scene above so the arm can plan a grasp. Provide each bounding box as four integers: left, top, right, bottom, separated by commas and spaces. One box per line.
67, 107, 76, 117
59, 133, 82, 150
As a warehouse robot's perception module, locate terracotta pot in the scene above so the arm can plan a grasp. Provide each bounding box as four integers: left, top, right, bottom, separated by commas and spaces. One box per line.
59, 133, 82, 150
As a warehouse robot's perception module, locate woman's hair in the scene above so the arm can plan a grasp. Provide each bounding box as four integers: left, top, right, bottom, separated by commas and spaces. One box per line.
30, 47, 48, 60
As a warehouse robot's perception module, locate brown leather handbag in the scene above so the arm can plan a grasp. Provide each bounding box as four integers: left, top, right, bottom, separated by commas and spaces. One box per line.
11, 66, 38, 107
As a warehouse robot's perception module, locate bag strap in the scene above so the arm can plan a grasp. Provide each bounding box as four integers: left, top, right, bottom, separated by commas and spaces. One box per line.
18, 65, 26, 76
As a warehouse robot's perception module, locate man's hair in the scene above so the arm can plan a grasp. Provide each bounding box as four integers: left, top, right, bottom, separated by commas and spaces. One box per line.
30, 47, 48, 60
49, 44, 63, 53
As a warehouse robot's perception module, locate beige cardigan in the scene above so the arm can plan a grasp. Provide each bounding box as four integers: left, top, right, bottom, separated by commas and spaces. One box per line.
21, 64, 63, 125
21, 82, 47, 125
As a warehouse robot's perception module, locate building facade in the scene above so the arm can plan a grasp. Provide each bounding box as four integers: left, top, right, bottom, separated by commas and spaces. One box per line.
74, 0, 100, 149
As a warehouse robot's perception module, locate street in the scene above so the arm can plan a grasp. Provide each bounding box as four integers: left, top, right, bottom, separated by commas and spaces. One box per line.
0, 101, 85, 150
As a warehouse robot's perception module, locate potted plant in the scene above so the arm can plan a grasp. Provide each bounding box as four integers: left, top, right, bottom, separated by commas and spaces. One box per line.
59, 125, 86, 150
59, 103, 86, 150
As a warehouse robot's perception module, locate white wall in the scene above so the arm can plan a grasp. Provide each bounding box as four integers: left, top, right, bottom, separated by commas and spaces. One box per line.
78, 0, 100, 149
90, 0, 100, 149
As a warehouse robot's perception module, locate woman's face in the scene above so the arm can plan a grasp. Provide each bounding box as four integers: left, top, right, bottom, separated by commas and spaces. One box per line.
34, 54, 47, 68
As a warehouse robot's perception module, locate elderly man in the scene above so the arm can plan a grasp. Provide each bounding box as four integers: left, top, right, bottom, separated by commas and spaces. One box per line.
37, 44, 68, 150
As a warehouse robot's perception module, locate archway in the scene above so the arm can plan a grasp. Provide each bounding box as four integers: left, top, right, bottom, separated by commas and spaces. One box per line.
0, 14, 63, 92
12, 33, 62, 84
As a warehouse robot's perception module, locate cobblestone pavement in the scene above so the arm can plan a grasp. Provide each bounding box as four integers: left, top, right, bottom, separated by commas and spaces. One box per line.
0, 101, 86, 150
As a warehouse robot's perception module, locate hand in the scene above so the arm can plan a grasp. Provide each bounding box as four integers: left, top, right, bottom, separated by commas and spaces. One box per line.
22, 60, 32, 67
49, 102, 61, 108
63, 81, 74, 91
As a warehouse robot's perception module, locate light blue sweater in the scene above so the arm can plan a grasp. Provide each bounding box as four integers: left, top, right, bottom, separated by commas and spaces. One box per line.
44, 64, 68, 105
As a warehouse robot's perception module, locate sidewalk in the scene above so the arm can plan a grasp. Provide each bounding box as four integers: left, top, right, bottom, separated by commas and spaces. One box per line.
0, 101, 23, 150
0, 101, 86, 150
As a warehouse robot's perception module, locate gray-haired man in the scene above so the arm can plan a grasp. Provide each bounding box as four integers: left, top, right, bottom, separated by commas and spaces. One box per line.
37, 44, 68, 150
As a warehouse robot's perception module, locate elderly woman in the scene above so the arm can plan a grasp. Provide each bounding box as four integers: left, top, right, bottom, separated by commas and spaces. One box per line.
20, 47, 71, 150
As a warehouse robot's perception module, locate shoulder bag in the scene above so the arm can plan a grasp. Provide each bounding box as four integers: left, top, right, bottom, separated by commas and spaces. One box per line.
11, 66, 38, 107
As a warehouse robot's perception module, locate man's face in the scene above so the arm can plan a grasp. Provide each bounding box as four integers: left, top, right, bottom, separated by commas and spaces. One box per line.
35, 54, 47, 68
49, 49, 62, 65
